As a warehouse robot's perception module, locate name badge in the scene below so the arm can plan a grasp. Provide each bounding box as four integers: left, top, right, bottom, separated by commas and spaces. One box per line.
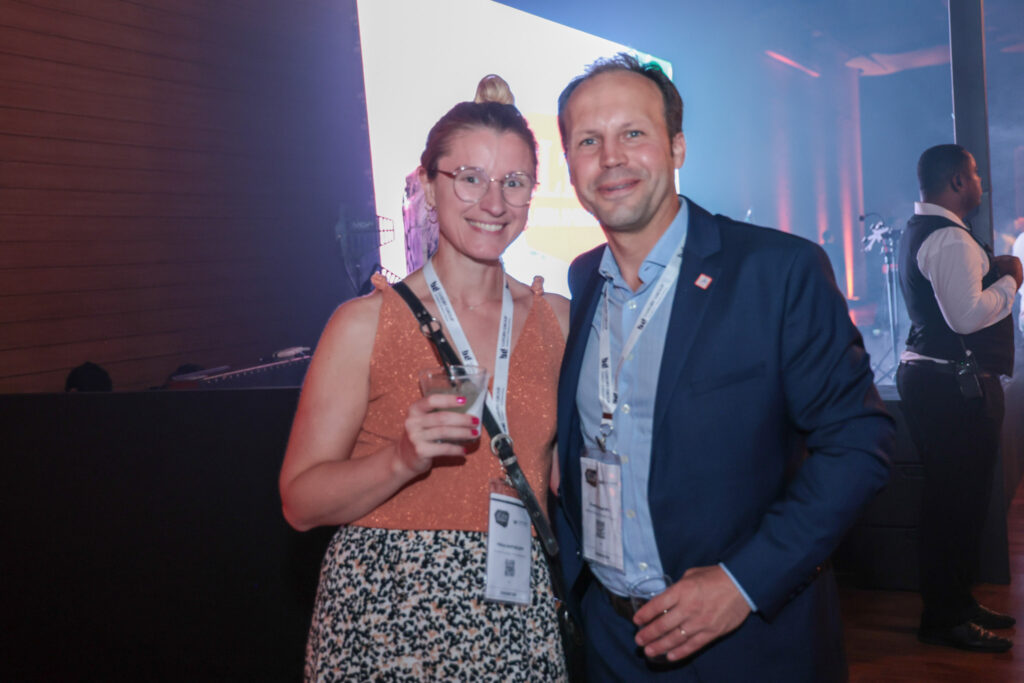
580, 454, 624, 571
484, 492, 532, 605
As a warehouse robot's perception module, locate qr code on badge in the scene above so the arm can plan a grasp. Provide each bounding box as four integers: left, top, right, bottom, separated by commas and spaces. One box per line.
595, 519, 606, 540
504, 559, 515, 577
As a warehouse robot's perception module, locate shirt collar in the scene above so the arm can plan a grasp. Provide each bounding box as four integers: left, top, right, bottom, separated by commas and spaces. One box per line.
598, 197, 689, 289
915, 201, 968, 230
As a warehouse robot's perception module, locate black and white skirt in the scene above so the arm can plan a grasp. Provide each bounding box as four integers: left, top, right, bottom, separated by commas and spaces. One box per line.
304, 525, 567, 682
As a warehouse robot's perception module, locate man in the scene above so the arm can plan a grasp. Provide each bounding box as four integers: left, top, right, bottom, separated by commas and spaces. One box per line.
896, 144, 1022, 653
1013, 218, 1024, 335
553, 54, 894, 681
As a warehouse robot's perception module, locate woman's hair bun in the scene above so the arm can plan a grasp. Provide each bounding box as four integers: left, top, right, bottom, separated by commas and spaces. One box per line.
474, 75, 515, 106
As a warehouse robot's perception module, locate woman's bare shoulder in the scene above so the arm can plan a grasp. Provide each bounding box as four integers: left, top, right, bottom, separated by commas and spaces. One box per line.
541, 292, 570, 339
508, 274, 569, 339
317, 289, 385, 356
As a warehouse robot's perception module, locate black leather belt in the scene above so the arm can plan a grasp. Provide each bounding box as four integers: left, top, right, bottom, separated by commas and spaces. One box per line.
597, 581, 637, 621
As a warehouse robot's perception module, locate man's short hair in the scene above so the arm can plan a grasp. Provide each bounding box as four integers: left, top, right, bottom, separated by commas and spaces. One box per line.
917, 144, 971, 197
557, 53, 684, 151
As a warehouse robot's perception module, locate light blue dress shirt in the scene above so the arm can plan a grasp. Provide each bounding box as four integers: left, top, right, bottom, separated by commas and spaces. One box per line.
576, 202, 688, 597
576, 199, 756, 610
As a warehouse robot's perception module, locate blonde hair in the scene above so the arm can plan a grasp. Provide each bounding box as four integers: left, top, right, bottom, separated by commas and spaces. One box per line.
420, 74, 536, 179
474, 74, 515, 106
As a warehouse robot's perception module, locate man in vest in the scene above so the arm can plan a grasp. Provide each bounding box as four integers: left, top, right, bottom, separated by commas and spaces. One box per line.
897, 143, 1022, 652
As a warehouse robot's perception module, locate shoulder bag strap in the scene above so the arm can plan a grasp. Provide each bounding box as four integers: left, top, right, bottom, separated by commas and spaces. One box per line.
392, 280, 560, 558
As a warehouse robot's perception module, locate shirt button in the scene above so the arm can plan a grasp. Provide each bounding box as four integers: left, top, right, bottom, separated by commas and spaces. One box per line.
626, 509, 636, 519
638, 562, 649, 571
627, 300, 638, 310
620, 455, 629, 464
627, 353, 635, 361
621, 404, 630, 414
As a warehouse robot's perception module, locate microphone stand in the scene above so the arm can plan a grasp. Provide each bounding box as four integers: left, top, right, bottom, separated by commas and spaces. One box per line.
863, 219, 902, 383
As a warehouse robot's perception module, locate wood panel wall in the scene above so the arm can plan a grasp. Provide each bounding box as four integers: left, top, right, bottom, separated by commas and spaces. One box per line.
0, 0, 374, 392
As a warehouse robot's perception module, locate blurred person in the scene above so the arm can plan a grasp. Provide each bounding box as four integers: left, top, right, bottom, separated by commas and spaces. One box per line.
1013, 217, 1024, 334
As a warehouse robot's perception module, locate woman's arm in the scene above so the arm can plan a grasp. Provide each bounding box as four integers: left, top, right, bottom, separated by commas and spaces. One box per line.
279, 293, 477, 531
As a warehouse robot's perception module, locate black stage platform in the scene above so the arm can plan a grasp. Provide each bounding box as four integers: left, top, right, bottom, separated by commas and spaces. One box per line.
2, 372, 1022, 680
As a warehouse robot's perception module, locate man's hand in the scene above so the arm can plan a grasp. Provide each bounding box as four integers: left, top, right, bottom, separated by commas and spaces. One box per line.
633, 565, 752, 662
993, 254, 1023, 289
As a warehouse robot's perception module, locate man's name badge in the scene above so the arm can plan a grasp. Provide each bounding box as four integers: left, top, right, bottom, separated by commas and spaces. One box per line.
580, 454, 625, 571
484, 492, 532, 605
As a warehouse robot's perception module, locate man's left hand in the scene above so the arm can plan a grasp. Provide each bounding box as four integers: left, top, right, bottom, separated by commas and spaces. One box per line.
993, 254, 1023, 289
633, 565, 752, 662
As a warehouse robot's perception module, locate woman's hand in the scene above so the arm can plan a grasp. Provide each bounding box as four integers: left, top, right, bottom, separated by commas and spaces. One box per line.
395, 394, 481, 475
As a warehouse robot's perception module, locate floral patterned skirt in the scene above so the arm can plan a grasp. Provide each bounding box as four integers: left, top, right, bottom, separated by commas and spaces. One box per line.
304, 525, 566, 682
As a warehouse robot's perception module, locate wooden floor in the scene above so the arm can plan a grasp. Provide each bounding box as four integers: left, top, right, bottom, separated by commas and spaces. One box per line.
842, 481, 1024, 682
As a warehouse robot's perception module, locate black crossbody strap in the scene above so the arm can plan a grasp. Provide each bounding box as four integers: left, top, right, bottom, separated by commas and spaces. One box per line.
392, 280, 560, 558
393, 280, 462, 366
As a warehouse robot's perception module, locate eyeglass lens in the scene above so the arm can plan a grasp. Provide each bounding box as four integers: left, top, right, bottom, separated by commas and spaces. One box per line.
450, 168, 534, 206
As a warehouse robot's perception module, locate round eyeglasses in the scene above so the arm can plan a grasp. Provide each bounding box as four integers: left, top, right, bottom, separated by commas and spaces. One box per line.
435, 166, 536, 207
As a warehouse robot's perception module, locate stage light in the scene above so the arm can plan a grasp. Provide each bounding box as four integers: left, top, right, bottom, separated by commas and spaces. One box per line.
764, 50, 821, 78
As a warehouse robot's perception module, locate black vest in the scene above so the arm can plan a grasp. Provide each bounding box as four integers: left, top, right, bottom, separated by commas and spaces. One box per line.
897, 213, 1014, 375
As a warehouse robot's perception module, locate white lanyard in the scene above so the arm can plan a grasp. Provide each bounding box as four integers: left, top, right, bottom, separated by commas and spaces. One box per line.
424, 259, 513, 435
597, 235, 687, 443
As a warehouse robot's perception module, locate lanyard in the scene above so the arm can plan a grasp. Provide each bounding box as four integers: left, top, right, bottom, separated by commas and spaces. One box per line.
597, 234, 687, 442
423, 258, 513, 435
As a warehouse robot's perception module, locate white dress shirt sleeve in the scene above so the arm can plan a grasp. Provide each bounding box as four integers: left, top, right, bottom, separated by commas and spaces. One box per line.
1014, 233, 1024, 333
916, 226, 1017, 335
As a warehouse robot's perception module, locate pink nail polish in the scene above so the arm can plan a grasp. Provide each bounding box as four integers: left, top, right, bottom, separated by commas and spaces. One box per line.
471, 428, 479, 437
471, 417, 480, 425
456, 396, 467, 405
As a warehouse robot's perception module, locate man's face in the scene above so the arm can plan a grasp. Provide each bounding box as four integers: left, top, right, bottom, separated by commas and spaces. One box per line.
961, 153, 983, 214
562, 70, 686, 235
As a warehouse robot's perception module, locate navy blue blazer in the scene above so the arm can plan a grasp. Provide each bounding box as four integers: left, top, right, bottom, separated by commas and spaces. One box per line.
555, 198, 893, 681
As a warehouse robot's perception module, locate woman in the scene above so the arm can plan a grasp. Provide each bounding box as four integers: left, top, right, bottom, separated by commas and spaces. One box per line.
279, 75, 570, 681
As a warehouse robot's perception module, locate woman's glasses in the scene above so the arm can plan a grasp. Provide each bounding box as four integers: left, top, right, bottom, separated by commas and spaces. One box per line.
435, 166, 536, 207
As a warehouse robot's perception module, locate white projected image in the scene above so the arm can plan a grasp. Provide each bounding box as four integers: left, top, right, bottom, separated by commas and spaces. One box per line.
356, 0, 672, 295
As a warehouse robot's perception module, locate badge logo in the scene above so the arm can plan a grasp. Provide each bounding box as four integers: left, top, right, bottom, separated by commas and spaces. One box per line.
695, 273, 713, 290
494, 510, 509, 527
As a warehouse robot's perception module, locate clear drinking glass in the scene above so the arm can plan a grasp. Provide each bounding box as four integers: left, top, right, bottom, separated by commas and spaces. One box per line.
628, 574, 673, 663
417, 365, 489, 440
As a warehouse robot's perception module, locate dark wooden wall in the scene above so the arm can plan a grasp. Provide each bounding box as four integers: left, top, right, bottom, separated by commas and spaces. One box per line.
0, 0, 375, 392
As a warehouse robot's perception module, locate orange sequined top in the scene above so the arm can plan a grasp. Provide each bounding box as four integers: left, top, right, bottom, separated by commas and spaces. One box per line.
350, 274, 564, 532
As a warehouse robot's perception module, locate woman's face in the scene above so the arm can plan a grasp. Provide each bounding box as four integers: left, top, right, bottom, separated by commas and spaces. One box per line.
422, 127, 534, 264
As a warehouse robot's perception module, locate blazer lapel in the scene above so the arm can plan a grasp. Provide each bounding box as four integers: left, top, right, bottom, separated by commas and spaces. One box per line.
557, 248, 605, 526
653, 200, 723, 435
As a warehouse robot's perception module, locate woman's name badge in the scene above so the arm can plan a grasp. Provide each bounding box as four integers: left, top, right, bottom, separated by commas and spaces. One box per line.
580, 454, 624, 571
484, 492, 532, 605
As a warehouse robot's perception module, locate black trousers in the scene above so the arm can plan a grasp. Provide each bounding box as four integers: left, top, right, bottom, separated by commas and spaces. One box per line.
896, 362, 1005, 629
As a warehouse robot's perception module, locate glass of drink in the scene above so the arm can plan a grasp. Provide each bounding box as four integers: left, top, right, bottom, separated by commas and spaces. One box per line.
628, 574, 673, 663
418, 365, 489, 440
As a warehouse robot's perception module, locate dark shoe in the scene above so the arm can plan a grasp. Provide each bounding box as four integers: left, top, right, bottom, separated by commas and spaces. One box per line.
972, 604, 1016, 630
918, 622, 1012, 653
